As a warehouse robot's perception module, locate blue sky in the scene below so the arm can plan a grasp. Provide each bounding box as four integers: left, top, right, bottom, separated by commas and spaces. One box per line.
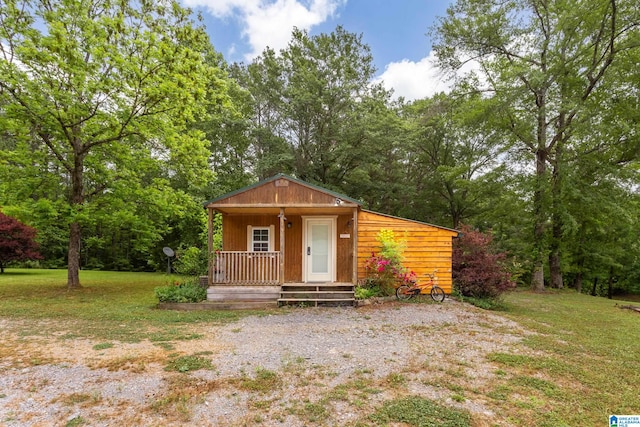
182, 0, 456, 100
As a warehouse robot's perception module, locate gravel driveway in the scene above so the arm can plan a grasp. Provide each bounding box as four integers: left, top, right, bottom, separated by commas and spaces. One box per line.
0, 300, 527, 426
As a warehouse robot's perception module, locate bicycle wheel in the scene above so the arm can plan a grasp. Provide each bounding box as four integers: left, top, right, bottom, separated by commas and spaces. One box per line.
396, 285, 413, 301
430, 286, 445, 302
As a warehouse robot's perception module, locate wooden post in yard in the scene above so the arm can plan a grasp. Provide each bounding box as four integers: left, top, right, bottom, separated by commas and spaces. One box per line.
352, 207, 358, 284
208, 208, 214, 286
279, 208, 285, 285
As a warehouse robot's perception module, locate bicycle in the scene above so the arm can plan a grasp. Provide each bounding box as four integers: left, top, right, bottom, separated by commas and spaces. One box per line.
395, 270, 446, 303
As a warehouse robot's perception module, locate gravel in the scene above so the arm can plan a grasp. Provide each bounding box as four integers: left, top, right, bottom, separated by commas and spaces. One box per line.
0, 300, 528, 426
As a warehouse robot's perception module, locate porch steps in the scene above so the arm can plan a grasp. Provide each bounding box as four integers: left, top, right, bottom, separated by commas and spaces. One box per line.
278, 283, 355, 307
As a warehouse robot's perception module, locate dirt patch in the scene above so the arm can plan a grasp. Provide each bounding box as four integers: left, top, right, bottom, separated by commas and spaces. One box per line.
0, 300, 529, 426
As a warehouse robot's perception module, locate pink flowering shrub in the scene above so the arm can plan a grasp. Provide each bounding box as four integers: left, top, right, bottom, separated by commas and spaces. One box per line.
361, 229, 413, 296
363, 252, 416, 296
452, 225, 516, 299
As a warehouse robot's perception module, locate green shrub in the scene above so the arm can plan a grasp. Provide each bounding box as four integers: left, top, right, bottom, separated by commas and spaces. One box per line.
355, 284, 380, 299
355, 278, 387, 299
154, 277, 206, 303
172, 247, 208, 276
452, 225, 515, 299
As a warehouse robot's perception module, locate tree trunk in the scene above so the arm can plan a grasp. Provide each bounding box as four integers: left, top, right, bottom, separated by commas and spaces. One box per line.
574, 239, 585, 294
531, 262, 545, 291
549, 251, 563, 289
575, 271, 583, 294
607, 267, 614, 299
591, 277, 598, 296
0, 261, 4, 274
549, 142, 564, 289
531, 147, 548, 292
67, 221, 82, 288
67, 143, 85, 289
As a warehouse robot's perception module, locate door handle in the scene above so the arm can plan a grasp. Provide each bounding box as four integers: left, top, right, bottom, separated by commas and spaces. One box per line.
307, 247, 311, 255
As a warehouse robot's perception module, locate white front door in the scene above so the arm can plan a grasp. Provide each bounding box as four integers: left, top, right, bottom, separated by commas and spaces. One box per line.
304, 217, 336, 282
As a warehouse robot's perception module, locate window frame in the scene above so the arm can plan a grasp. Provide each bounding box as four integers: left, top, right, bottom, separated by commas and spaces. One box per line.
247, 225, 275, 252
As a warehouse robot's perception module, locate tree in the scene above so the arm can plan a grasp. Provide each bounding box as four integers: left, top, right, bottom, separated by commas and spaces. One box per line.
433, 0, 640, 290
228, 50, 294, 182
281, 27, 378, 187
235, 26, 391, 192
403, 93, 506, 228
0, 212, 42, 273
452, 224, 516, 299
0, 0, 225, 287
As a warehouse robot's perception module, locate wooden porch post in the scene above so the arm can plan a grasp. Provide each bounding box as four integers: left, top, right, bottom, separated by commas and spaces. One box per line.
352, 207, 358, 284
207, 208, 214, 286
279, 208, 285, 284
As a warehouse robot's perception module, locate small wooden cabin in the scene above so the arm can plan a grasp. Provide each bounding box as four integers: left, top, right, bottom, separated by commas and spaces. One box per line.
204, 174, 458, 307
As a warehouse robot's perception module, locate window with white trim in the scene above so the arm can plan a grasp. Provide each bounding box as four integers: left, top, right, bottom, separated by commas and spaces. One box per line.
247, 225, 274, 252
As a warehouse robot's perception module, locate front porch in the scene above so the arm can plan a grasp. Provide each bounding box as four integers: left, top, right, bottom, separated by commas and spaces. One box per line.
203, 174, 363, 308
206, 251, 355, 308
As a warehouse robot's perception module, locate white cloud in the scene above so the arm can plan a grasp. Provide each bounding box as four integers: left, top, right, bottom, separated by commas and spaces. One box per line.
183, 0, 344, 60
373, 52, 450, 101
374, 51, 480, 101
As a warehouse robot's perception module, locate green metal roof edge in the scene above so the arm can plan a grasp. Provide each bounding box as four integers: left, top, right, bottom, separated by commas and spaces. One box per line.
203, 173, 363, 207
361, 209, 460, 236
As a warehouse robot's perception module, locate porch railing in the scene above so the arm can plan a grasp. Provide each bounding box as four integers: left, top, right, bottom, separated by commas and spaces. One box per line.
212, 251, 280, 285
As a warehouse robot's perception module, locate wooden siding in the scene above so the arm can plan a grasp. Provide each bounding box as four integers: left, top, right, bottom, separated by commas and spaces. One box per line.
221, 213, 353, 283
222, 215, 279, 251
211, 178, 354, 208
356, 211, 458, 293
336, 214, 354, 283
284, 215, 302, 282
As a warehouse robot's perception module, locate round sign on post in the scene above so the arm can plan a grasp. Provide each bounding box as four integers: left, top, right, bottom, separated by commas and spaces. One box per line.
163, 247, 175, 274
163, 247, 175, 257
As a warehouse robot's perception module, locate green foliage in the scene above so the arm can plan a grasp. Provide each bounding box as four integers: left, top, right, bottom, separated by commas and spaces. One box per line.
164, 354, 214, 373
432, 0, 640, 290
0, 0, 228, 286
354, 283, 382, 300
154, 278, 206, 303
363, 229, 413, 296
233, 26, 390, 188
212, 212, 223, 252
369, 396, 471, 426
402, 93, 505, 229
376, 229, 406, 267
173, 247, 208, 277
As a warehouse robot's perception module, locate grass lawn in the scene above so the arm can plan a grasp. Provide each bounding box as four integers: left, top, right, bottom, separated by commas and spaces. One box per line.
0, 268, 245, 342
0, 269, 638, 426
491, 290, 640, 426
